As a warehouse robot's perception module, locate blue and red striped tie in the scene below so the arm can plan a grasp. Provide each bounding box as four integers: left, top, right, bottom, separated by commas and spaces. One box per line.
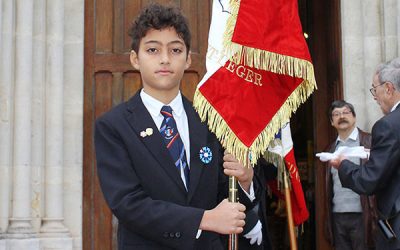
160, 105, 190, 190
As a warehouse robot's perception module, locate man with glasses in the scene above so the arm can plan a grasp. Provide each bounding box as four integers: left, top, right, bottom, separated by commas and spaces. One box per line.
323, 100, 376, 250
331, 58, 400, 249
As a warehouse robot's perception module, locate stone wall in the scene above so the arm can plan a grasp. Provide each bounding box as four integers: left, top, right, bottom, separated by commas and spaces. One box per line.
0, 0, 84, 249
341, 0, 399, 131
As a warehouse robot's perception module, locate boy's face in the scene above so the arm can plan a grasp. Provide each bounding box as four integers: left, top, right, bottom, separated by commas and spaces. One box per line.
130, 27, 191, 102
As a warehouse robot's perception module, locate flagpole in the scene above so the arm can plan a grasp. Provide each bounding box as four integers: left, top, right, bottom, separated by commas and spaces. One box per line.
228, 175, 238, 250
283, 169, 298, 250
228, 150, 251, 250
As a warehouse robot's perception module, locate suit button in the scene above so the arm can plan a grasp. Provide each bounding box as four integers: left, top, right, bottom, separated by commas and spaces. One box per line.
163, 232, 169, 238
169, 232, 175, 238
175, 232, 181, 238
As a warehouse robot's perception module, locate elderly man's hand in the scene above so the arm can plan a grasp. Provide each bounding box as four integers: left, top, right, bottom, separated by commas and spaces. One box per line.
329, 154, 347, 169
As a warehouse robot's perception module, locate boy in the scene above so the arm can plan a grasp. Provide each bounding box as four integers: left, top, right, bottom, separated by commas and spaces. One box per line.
95, 3, 262, 249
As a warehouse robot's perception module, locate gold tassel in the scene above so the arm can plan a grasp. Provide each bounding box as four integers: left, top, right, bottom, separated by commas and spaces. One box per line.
194, 0, 317, 167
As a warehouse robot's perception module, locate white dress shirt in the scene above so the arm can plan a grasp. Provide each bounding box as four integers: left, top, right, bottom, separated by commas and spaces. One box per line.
391, 101, 400, 112
141, 90, 190, 187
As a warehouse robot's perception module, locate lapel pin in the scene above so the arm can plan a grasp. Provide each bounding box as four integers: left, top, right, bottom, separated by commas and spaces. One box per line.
199, 146, 212, 164
145, 128, 153, 136
140, 128, 153, 138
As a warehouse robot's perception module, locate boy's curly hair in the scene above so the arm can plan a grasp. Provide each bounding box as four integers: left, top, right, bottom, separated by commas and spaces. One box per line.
128, 3, 191, 54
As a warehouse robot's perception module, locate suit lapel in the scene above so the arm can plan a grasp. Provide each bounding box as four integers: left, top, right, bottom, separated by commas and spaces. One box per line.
125, 92, 187, 193
183, 97, 208, 202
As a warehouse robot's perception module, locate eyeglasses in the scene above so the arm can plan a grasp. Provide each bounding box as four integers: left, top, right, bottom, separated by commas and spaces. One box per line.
331, 110, 352, 118
369, 82, 386, 96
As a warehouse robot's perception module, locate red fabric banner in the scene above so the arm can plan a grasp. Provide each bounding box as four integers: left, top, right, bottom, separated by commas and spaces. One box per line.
194, 0, 314, 226
232, 0, 311, 61
284, 148, 309, 225
266, 124, 309, 225
199, 60, 303, 147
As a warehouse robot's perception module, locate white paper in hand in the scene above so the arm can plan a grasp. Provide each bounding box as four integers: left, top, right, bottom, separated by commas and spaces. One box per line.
315, 152, 336, 162
316, 146, 369, 162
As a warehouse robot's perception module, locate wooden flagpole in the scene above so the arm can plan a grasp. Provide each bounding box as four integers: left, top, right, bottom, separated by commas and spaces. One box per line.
228, 175, 238, 250
228, 150, 251, 250
283, 168, 298, 250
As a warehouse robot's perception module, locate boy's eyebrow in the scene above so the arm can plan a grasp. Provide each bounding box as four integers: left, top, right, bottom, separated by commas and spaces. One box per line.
143, 40, 185, 46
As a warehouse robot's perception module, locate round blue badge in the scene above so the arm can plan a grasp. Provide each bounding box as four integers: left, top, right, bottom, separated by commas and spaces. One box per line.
199, 146, 212, 164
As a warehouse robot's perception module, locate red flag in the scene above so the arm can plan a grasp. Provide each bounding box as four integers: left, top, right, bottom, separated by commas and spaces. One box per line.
193, 0, 316, 166
266, 123, 309, 225
229, 0, 311, 61
285, 149, 309, 225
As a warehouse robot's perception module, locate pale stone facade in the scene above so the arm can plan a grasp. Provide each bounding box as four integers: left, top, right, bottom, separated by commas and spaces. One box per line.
341, 0, 400, 131
0, 0, 83, 249
0, 0, 398, 249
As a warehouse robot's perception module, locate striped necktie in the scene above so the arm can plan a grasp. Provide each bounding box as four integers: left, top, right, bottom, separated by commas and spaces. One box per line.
160, 105, 190, 190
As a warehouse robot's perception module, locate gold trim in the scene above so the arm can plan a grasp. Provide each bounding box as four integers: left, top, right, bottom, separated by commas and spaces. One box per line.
193, 0, 317, 167
193, 78, 313, 167
223, 0, 317, 91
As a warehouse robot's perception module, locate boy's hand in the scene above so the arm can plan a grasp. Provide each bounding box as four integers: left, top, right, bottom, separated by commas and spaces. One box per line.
223, 151, 254, 192
200, 199, 246, 234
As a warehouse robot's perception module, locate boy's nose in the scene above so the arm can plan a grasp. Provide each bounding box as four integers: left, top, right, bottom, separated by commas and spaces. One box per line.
160, 51, 170, 64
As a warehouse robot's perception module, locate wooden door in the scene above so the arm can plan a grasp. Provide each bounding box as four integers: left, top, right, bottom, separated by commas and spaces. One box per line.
83, 1, 211, 249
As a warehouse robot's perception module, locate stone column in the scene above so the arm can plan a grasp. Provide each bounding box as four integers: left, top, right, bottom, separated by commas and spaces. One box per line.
7, 0, 35, 237
398, 1, 400, 51
63, 0, 85, 247
361, 0, 383, 128
40, 0, 69, 236
0, 0, 14, 237
0, 0, 2, 51
382, 0, 398, 59
341, 0, 369, 126
341, 0, 395, 130
31, 0, 46, 231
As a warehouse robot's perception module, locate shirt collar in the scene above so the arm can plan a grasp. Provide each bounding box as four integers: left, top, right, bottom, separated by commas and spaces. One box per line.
336, 127, 358, 143
391, 101, 400, 112
140, 89, 184, 118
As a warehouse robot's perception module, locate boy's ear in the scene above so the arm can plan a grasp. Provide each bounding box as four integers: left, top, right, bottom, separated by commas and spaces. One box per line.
130, 50, 140, 70
185, 51, 192, 70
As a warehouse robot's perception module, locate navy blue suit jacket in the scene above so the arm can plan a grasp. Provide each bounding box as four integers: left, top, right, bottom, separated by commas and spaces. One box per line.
95, 91, 260, 250
339, 105, 400, 249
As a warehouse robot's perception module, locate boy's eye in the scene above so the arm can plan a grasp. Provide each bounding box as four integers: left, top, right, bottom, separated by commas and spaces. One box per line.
171, 48, 183, 54
146, 48, 158, 53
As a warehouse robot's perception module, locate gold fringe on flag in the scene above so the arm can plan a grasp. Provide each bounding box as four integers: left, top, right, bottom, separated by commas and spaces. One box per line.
193, 90, 251, 166
193, 0, 317, 167
193, 74, 313, 168
223, 0, 317, 94
194, 0, 317, 167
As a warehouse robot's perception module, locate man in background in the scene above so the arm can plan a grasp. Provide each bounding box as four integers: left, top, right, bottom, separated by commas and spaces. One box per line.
324, 100, 376, 250
330, 58, 400, 249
